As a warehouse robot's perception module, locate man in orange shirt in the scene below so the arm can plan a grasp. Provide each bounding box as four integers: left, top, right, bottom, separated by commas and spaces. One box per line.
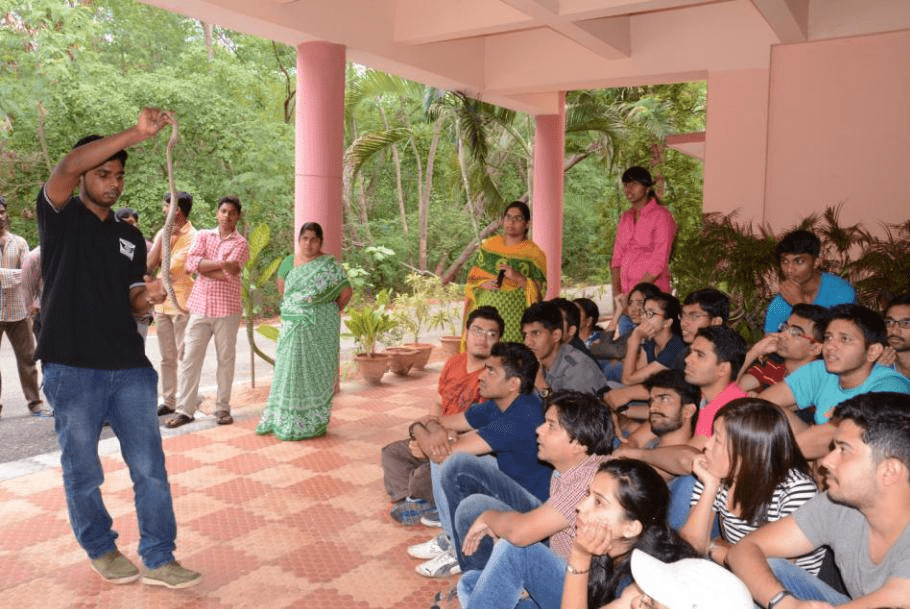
382, 306, 504, 524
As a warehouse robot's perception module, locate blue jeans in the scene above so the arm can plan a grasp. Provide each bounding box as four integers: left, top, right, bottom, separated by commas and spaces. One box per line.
440, 453, 542, 571
43, 364, 177, 569
769, 558, 850, 605
430, 453, 498, 547
458, 540, 565, 609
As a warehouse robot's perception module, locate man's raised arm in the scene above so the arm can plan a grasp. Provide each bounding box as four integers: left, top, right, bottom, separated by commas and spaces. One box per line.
45, 108, 173, 208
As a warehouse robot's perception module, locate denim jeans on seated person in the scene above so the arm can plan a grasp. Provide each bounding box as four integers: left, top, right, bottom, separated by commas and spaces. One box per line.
43, 363, 177, 569
458, 540, 566, 609
440, 453, 541, 570
769, 558, 850, 606
431, 453, 499, 544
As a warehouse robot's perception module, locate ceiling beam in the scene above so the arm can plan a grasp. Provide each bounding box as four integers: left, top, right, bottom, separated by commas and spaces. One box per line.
749, 0, 808, 43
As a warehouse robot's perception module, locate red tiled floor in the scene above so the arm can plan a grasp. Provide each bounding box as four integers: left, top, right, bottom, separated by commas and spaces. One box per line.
0, 361, 458, 608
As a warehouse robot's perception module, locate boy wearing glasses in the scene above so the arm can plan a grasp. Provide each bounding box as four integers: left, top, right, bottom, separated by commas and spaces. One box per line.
760, 304, 910, 458
738, 304, 831, 393
884, 294, 910, 379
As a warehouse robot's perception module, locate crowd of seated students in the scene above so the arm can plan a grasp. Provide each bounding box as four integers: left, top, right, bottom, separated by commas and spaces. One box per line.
383, 228, 910, 609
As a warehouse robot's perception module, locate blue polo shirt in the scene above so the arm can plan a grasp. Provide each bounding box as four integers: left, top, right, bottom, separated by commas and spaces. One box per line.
465, 394, 552, 502
785, 360, 910, 423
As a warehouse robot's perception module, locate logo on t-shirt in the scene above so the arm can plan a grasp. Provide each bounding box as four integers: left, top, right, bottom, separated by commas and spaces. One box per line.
119, 238, 135, 261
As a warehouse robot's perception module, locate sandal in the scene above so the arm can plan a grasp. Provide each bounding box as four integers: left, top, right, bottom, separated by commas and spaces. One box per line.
165, 414, 194, 428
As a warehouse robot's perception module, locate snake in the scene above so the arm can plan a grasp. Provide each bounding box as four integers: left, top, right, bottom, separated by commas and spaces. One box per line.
162, 117, 188, 313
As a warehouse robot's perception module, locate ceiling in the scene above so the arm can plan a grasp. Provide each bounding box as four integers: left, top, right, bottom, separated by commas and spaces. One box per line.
142, 0, 910, 114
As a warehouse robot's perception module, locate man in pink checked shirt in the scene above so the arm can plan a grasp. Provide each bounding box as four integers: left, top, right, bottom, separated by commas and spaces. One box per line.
165, 196, 249, 428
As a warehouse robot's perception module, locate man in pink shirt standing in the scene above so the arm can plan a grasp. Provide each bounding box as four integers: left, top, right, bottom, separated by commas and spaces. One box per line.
610, 166, 677, 298
165, 196, 249, 428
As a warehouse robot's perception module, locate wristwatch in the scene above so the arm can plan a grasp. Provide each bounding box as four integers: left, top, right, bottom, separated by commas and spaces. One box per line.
767, 589, 794, 609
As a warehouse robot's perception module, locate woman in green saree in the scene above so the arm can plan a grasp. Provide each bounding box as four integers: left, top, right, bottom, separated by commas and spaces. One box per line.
464, 201, 547, 343
257, 222, 352, 440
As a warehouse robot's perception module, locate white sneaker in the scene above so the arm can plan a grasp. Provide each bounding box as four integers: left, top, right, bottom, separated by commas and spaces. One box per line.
407, 533, 450, 560
415, 550, 462, 578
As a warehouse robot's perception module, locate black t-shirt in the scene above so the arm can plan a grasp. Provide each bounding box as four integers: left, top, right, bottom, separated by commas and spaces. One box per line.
36, 187, 151, 369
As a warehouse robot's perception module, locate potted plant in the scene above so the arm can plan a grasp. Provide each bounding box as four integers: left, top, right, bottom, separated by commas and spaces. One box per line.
344, 289, 396, 384
393, 273, 438, 370
430, 281, 466, 358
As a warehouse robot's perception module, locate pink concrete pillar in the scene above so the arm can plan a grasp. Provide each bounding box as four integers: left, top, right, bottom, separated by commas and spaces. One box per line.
531, 93, 566, 299
295, 42, 346, 257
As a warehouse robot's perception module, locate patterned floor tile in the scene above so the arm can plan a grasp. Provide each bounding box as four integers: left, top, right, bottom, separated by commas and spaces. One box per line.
0, 360, 450, 609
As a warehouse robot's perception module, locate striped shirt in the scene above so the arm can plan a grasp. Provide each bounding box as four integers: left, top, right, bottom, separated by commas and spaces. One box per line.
691, 468, 826, 574
547, 453, 608, 559
0, 233, 31, 321
185, 228, 249, 318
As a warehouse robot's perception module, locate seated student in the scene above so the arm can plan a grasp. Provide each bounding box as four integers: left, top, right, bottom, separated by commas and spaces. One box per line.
551, 296, 600, 365
381, 306, 503, 525
738, 304, 831, 393
680, 398, 825, 573
614, 326, 749, 482
625, 369, 700, 455
680, 288, 729, 345
452, 391, 613, 572
406, 342, 552, 578
727, 392, 910, 609
884, 294, 910, 379
626, 369, 701, 532
760, 303, 910, 459
457, 459, 699, 609
521, 301, 608, 397
606, 288, 728, 415
764, 229, 856, 334
574, 298, 602, 342
610, 293, 687, 426
623, 292, 686, 384
591, 283, 661, 382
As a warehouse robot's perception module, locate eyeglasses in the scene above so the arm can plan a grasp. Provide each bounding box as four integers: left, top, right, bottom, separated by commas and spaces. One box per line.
469, 326, 500, 339
884, 318, 910, 330
642, 309, 664, 320
778, 322, 817, 343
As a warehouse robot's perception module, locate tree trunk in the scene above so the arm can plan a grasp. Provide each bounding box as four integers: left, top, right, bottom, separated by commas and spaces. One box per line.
379, 103, 408, 238
273, 42, 295, 124
418, 117, 443, 271
202, 22, 215, 60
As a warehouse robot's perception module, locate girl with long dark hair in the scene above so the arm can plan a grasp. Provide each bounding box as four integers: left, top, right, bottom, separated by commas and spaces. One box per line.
680, 397, 825, 573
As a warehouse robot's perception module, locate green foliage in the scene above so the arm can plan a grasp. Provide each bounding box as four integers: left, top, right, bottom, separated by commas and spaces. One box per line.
672, 205, 910, 343
343, 289, 397, 354
242, 223, 280, 364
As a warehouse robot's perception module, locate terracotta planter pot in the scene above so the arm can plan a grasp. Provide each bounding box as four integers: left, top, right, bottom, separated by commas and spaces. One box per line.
439, 335, 461, 358
383, 347, 419, 376
354, 352, 390, 384
403, 342, 433, 370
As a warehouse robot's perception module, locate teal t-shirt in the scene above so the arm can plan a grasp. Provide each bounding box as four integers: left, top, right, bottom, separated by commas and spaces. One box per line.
785, 360, 910, 423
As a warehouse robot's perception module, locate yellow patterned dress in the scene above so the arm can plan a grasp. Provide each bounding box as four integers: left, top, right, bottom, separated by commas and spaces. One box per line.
464, 235, 547, 342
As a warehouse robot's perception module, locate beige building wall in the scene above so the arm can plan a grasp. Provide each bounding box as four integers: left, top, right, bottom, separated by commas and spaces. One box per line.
703, 69, 771, 226
763, 29, 910, 235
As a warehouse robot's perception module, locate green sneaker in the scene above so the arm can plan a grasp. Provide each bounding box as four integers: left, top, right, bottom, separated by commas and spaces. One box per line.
90, 550, 140, 584
142, 561, 201, 589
